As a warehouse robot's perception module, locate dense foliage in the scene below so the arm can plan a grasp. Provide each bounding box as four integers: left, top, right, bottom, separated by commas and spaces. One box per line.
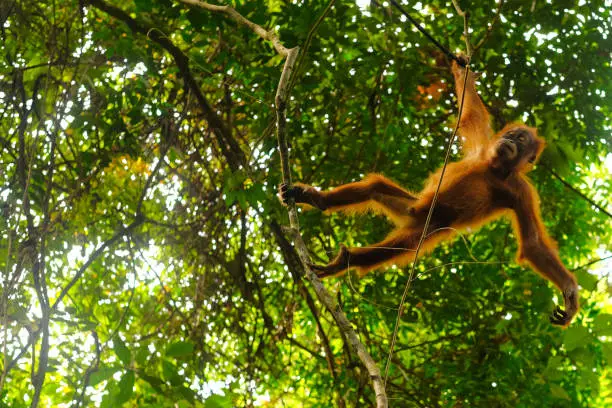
1, 0, 611, 407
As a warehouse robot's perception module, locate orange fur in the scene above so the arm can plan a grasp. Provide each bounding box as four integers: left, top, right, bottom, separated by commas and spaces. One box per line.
282, 61, 579, 326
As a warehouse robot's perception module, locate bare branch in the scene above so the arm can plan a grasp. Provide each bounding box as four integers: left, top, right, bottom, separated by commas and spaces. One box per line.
51, 218, 143, 313
270, 221, 340, 382
451, 0, 473, 56
179, 0, 292, 56
543, 165, 612, 219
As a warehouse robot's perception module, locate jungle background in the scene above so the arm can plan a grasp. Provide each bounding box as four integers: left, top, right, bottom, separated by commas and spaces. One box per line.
1, 0, 611, 407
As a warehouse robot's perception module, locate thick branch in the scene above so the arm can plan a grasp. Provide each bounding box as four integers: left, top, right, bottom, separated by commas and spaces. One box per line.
270, 221, 338, 379
179, 0, 292, 56
181, 0, 386, 403
87, 0, 246, 169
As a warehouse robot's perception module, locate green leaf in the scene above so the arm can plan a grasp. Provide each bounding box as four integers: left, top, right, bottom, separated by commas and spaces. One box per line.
166, 341, 195, 357
114, 371, 135, 405
549, 383, 571, 401
563, 326, 591, 351
265, 54, 284, 67
7, 304, 30, 324
245, 183, 267, 207
168, 147, 178, 164
593, 313, 612, 335
162, 360, 181, 386
569, 347, 595, 371
577, 369, 600, 394
113, 337, 131, 366
93, 306, 110, 327
223, 169, 247, 191
178, 386, 196, 403
90, 367, 121, 386
135, 347, 149, 366
544, 366, 564, 381
602, 343, 612, 364
342, 48, 362, 62
546, 355, 564, 369
204, 394, 233, 408
186, 8, 210, 29
100, 382, 117, 408
543, 355, 564, 380
140, 374, 165, 393
80, 319, 98, 331
575, 269, 598, 292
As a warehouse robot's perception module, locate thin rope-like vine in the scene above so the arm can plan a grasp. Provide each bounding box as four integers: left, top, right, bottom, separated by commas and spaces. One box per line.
342, 226, 511, 311
383, 61, 472, 385
389, 0, 467, 67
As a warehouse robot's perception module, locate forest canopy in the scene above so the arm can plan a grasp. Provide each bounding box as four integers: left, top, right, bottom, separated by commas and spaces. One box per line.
1, 0, 611, 407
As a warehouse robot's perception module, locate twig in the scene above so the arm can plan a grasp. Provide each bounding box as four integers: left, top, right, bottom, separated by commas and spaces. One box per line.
51, 218, 143, 312
388, 0, 466, 67
178, 0, 292, 57
288, 0, 336, 93
74, 331, 100, 408
275, 49, 300, 187
543, 165, 612, 219
136, 136, 170, 215
572, 254, 612, 272
473, 0, 505, 54
451, 0, 473, 57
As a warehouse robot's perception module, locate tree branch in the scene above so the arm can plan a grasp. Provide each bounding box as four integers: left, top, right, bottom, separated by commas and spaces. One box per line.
181, 1, 386, 404
178, 0, 292, 57
572, 254, 612, 272
270, 221, 339, 381
87, 0, 246, 169
543, 165, 612, 219
451, 0, 473, 56
473, 0, 505, 54
274, 46, 388, 408
50, 218, 143, 313
4, 217, 143, 376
